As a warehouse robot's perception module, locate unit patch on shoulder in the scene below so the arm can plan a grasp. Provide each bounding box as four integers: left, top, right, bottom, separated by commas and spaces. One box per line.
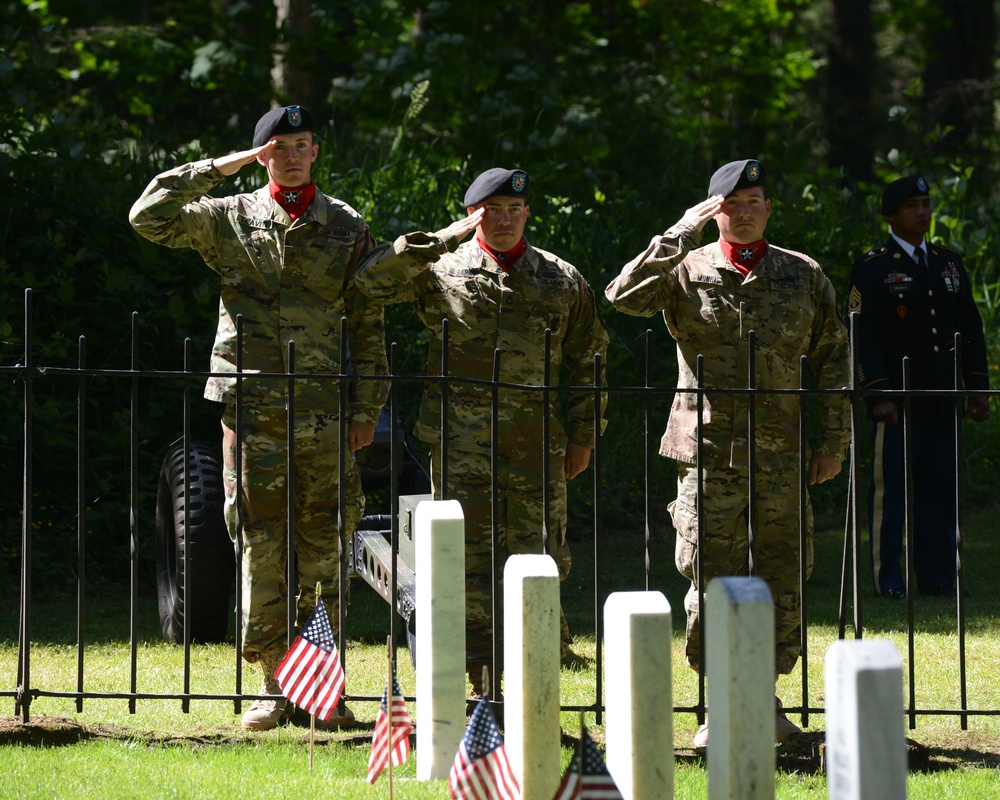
848, 285, 862, 314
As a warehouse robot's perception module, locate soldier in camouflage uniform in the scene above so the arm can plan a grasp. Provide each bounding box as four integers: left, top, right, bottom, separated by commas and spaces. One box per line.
356, 168, 608, 694
129, 106, 388, 731
606, 160, 851, 745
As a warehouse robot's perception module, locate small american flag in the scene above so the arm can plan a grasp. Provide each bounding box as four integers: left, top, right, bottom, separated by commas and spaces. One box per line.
552, 729, 623, 800
274, 600, 344, 721
366, 673, 413, 784
448, 696, 520, 800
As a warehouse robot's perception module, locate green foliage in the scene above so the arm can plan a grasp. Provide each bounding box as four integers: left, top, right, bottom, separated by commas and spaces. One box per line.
1, 0, 998, 587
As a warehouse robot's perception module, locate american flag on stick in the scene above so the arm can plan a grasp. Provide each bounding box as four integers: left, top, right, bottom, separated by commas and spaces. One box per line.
551, 727, 623, 800
367, 672, 413, 784
274, 599, 345, 721
448, 695, 519, 800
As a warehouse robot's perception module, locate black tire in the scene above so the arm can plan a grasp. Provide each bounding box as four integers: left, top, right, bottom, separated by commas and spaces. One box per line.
155, 441, 234, 643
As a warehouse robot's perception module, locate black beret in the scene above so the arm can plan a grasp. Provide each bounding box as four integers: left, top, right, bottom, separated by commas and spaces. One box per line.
252, 105, 317, 148
463, 168, 530, 206
707, 159, 767, 198
882, 174, 930, 215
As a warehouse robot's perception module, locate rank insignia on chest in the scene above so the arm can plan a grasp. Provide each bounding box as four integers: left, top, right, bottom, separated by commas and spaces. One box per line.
897, 305, 907, 320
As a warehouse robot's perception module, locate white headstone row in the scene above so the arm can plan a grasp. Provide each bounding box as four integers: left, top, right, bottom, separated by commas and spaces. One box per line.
411, 502, 907, 799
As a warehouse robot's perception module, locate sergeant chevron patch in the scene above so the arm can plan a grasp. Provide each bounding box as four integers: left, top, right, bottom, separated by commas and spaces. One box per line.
848, 285, 862, 314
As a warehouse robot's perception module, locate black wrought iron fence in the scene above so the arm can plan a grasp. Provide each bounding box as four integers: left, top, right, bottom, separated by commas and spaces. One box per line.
3, 289, 997, 730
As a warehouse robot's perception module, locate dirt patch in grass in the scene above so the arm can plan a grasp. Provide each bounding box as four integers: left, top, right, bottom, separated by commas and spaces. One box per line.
4, 717, 999, 775
0, 716, 376, 749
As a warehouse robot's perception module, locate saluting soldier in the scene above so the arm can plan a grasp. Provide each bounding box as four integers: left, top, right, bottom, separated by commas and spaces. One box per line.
355, 168, 609, 698
848, 174, 989, 600
606, 159, 851, 747
130, 105, 388, 731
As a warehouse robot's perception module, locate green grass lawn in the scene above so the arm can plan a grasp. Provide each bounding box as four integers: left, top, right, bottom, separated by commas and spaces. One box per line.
2, 505, 999, 798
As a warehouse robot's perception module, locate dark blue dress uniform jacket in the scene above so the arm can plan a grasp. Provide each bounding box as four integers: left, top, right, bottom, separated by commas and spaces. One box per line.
848, 238, 989, 405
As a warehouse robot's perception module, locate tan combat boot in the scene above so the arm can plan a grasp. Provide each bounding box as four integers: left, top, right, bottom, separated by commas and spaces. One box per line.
774, 695, 801, 743
301, 702, 357, 731
241, 652, 289, 731
693, 696, 802, 748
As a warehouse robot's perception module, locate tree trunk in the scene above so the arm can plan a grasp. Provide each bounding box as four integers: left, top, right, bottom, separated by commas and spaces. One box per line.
825, 0, 876, 182
922, 0, 996, 148
271, 0, 317, 109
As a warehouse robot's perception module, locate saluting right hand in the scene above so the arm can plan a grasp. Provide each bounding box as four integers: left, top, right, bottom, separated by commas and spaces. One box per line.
678, 195, 725, 232
212, 140, 276, 177
433, 206, 486, 242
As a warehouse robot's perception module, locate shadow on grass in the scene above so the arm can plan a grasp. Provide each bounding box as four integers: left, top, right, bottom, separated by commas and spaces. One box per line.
5, 716, 999, 775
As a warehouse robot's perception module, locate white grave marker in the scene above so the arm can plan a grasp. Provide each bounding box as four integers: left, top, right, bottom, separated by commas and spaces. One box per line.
504, 553, 561, 800
414, 499, 466, 781
825, 640, 906, 800
706, 576, 775, 800
604, 591, 674, 800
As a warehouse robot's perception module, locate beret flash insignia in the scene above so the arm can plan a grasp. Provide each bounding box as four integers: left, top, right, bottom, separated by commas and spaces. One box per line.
746, 162, 761, 182
511, 171, 527, 193
286, 106, 303, 127
916, 175, 928, 192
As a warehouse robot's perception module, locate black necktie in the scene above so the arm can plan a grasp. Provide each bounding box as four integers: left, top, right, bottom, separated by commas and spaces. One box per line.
914, 247, 926, 268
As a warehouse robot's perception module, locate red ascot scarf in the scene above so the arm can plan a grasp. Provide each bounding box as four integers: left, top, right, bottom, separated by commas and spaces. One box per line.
721, 238, 767, 276
269, 180, 316, 220
477, 236, 527, 271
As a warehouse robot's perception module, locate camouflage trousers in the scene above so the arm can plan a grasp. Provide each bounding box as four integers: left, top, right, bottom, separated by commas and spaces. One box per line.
222, 403, 364, 663
430, 446, 572, 671
670, 462, 813, 676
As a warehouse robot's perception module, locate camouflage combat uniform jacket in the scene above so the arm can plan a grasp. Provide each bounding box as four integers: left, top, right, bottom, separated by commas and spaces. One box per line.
606, 220, 850, 471
356, 233, 608, 456
129, 159, 387, 419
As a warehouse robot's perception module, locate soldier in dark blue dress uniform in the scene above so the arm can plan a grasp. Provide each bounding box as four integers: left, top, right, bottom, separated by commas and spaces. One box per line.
848, 175, 990, 599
